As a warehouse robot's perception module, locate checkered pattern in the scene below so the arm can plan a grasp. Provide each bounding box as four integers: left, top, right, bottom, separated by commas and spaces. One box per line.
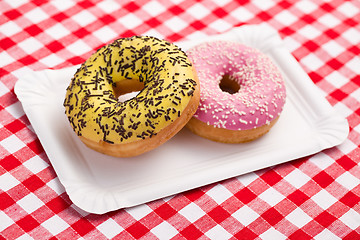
1, 0, 360, 239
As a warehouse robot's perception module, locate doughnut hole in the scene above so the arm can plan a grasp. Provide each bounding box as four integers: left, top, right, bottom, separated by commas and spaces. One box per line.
114, 78, 144, 102
219, 74, 240, 94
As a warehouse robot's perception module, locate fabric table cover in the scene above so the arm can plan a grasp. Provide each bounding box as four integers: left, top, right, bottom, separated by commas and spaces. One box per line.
1, 0, 360, 239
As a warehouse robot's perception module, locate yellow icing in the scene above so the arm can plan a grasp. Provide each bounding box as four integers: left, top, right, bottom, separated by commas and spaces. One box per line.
64, 36, 197, 144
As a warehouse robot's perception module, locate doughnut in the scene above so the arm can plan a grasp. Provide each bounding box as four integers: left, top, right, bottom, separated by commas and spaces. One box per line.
186, 41, 286, 143
63, 36, 200, 157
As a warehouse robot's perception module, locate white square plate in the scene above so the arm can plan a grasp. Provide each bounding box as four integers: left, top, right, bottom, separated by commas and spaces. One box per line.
15, 25, 348, 214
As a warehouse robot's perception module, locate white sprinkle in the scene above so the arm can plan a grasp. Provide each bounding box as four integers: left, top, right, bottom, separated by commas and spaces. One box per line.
239, 119, 248, 124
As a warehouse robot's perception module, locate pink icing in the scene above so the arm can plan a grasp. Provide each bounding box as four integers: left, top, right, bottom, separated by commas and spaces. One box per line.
187, 41, 286, 130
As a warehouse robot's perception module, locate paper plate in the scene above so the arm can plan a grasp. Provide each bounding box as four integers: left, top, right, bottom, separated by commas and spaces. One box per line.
15, 25, 348, 214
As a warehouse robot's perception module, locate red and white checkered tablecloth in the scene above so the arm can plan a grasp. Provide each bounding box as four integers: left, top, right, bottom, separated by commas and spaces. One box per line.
1, 0, 360, 239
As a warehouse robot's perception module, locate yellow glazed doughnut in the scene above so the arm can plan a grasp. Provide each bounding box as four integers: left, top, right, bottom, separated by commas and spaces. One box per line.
64, 36, 200, 157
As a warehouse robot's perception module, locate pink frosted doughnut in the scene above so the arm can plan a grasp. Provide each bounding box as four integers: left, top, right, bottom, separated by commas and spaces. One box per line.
186, 41, 286, 143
